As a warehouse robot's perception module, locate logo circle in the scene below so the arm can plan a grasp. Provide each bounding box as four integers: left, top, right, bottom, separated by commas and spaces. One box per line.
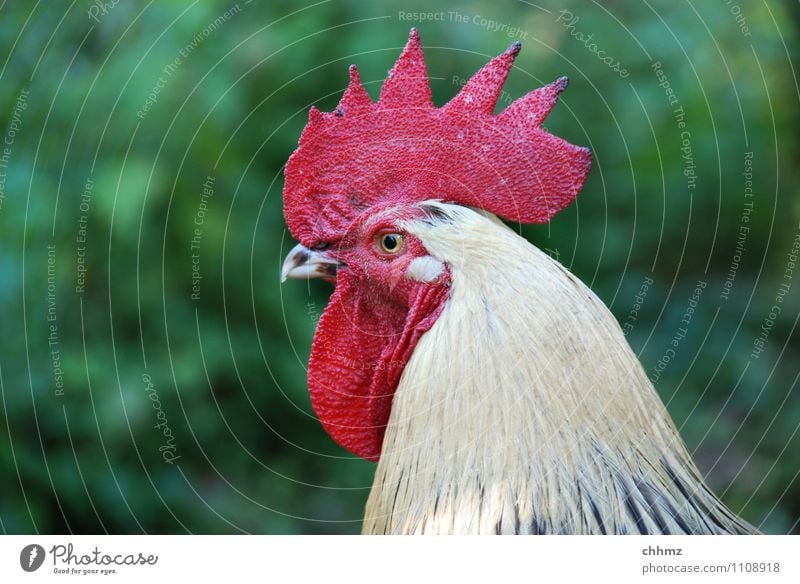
19, 544, 46, 572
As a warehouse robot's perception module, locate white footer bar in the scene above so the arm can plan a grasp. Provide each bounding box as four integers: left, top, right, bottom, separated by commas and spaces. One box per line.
0, 535, 796, 583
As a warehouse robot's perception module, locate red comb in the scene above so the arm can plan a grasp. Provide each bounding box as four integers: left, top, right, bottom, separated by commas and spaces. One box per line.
284, 28, 591, 247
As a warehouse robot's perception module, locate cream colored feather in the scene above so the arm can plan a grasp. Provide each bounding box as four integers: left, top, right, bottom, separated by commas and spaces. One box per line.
362, 202, 756, 535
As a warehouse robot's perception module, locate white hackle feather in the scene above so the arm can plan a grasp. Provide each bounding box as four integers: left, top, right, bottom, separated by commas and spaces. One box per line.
362, 202, 756, 535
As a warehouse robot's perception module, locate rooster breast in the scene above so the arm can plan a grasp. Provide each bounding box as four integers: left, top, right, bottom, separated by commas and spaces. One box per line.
362, 202, 756, 535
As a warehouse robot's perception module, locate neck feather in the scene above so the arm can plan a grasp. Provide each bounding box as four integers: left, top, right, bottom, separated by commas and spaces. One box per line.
362, 203, 753, 535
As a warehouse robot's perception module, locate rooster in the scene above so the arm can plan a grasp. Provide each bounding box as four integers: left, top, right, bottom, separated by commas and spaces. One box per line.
280, 29, 757, 535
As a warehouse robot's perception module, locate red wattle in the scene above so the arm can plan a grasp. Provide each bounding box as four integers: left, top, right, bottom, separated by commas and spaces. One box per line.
307, 278, 449, 461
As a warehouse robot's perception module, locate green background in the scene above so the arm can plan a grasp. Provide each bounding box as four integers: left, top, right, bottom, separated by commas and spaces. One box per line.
0, 0, 798, 534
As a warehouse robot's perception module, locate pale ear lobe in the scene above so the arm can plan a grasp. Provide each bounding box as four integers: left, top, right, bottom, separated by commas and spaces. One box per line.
406, 256, 445, 283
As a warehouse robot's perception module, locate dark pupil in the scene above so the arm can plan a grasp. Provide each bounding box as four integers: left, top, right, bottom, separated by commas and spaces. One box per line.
383, 235, 398, 250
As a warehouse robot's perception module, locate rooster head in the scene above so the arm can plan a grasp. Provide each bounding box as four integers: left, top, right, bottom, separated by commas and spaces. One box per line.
281, 29, 591, 461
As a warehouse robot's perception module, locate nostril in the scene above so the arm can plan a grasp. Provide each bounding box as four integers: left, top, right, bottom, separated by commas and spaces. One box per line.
293, 250, 310, 266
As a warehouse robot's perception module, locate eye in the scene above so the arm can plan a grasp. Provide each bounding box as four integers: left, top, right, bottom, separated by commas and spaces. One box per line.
378, 233, 404, 254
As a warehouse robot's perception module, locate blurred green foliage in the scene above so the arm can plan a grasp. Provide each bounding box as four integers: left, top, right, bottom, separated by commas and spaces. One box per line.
0, 0, 798, 534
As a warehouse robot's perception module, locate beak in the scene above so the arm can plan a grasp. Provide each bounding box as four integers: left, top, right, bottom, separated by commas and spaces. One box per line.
281, 243, 340, 283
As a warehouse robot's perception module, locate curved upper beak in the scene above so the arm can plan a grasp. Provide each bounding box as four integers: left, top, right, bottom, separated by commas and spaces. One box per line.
281, 243, 340, 283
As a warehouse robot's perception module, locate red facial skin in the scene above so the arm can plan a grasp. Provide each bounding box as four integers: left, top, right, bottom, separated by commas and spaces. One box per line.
306, 205, 450, 461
